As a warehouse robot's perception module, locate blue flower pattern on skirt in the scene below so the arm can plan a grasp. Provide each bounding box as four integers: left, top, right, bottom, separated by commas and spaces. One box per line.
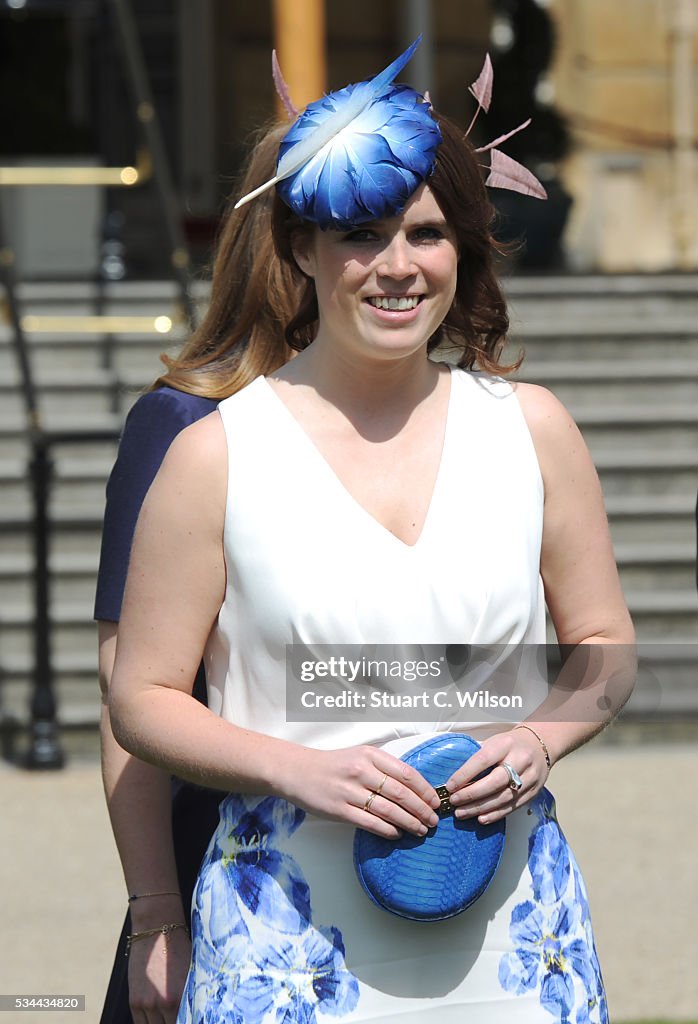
177, 795, 360, 1024
499, 791, 609, 1024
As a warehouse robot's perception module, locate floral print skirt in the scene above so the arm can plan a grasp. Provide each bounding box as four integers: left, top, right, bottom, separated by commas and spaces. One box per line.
177, 787, 607, 1024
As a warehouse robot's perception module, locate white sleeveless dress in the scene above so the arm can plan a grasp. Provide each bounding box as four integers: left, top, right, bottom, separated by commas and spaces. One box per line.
177, 369, 608, 1024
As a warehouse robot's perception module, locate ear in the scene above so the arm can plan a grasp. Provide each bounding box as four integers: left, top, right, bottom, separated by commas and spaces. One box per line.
290, 229, 316, 279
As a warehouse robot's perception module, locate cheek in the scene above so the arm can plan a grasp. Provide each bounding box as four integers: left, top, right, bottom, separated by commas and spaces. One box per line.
319, 262, 362, 305
435, 252, 458, 299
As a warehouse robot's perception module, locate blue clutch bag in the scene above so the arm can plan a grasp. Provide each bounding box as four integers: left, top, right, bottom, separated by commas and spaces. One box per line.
353, 734, 506, 922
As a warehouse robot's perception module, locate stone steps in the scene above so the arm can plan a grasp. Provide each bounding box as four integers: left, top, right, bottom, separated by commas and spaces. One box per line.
516, 359, 697, 406
510, 325, 698, 362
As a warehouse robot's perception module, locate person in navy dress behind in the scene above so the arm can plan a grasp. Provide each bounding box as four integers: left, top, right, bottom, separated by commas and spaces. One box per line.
96, 121, 301, 1024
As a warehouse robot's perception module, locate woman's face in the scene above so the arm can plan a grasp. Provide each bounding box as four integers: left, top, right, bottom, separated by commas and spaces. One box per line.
293, 184, 458, 363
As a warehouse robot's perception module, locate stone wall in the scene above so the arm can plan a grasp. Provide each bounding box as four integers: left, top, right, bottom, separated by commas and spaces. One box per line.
551, 0, 698, 270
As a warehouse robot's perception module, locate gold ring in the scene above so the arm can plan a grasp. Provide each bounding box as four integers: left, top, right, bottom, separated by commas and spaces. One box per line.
363, 791, 378, 813
374, 772, 388, 796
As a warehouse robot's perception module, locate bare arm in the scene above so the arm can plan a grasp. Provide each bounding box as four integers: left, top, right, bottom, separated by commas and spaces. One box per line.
99, 621, 190, 1023
100, 622, 182, 903
447, 384, 635, 820
109, 411, 441, 838
520, 381, 636, 754
96, 390, 222, 1022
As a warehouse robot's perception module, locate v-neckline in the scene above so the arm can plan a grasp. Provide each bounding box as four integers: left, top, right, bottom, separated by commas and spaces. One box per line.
258, 367, 455, 551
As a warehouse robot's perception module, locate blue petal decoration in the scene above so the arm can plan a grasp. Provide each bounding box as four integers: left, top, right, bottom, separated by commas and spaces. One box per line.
276, 75, 441, 228
276, 37, 423, 184
234, 37, 427, 214
529, 818, 571, 905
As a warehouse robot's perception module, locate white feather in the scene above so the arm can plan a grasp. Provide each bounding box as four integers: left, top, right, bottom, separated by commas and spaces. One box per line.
234, 37, 421, 211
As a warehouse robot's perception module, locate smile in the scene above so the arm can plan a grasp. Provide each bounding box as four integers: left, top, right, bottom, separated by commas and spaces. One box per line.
366, 296, 422, 311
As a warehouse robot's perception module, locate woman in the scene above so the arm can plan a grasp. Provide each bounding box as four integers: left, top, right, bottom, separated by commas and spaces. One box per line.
110, 45, 634, 1023
96, 121, 301, 1024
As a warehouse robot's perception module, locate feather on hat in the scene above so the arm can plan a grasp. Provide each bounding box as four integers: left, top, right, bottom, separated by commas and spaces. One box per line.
237, 41, 546, 227
237, 38, 441, 229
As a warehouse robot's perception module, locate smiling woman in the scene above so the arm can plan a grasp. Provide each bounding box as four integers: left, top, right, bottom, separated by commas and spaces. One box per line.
274, 115, 515, 374
109, 39, 634, 1024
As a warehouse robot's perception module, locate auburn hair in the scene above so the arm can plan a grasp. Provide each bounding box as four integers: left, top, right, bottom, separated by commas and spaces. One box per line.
153, 121, 302, 398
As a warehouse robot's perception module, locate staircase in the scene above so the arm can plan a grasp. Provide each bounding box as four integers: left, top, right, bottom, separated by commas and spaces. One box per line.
507, 275, 698, 714
0, 280, 194, 734
0, 275, 696, 736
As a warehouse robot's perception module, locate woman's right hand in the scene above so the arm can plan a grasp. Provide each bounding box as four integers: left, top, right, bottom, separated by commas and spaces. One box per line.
280, 745, 442, 839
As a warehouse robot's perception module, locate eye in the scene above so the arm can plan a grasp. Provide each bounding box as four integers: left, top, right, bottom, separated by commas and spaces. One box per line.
411, 226, 445, 243
342, 228, 379, 243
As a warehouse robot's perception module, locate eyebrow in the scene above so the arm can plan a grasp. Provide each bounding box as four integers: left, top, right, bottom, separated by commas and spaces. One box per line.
342, 212, 449, 233
409, 216, 447, 227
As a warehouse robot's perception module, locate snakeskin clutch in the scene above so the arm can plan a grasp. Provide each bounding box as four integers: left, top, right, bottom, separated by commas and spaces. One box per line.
353, 734, 506, 921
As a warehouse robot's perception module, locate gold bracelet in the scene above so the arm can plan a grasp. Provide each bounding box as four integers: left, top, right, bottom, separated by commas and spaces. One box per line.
128, 890, 180, 903
125, 922, 189, 957
515, 724, 552, 769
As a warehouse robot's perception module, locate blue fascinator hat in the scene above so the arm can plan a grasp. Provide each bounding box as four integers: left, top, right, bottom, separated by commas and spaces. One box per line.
235, 37, 442, 230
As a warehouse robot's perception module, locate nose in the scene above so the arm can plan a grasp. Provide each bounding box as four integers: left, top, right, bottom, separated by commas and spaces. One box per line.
376, 234, 415, 280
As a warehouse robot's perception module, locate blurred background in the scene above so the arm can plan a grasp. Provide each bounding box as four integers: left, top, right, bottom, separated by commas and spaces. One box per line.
0, 1, 696, 1021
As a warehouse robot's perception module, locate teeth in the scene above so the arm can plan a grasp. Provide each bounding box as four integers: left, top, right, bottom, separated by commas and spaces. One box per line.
368, 296, 420, 311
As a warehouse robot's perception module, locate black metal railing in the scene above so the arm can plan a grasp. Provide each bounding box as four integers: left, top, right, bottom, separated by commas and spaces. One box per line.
0, 0, 194, 767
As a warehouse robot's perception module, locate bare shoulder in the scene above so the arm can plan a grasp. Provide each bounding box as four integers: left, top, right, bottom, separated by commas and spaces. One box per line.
512, 381, 576, 435
510, 381, 600, 502
141, 409, 227, 532
512, 381, 590, 464
165, 409, 227, 464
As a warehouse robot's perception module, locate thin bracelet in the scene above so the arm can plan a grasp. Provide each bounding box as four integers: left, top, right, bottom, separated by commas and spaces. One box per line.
128, 890, 180, 903
515, 724, 552, 769
125, 922, 189, 956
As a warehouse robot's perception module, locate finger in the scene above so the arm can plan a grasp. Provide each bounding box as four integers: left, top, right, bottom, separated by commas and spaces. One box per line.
454, 790, 516, 820
374, 755, 441, 809
471, 802, 516, 825
131, 1004, 163, 1024
449, 764, 515, 806
362, 790, 438, 836
369, 773, 440, 828
163, 1000, 181, 1024
134, 1000, 166, 1024
443, 747, 499, 792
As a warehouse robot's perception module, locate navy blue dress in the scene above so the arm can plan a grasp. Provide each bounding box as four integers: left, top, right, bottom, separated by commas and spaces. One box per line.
96, 386, 226, 1024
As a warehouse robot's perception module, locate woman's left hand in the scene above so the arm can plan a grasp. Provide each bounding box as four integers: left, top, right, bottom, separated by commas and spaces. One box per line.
444, 728, 551, 824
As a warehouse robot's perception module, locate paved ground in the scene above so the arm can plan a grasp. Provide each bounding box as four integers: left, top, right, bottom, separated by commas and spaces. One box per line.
1, 730, 696, 1023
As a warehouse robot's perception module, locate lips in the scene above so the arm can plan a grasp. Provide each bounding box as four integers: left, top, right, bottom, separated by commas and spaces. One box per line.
366, 295, 422, 311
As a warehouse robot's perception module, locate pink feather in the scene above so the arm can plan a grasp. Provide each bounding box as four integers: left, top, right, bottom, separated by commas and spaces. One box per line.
469, 54, 493, 112
272, 50, 299, 121
485, 149, 547, 199
475, 118, 532, 153
466, 53, 493, 136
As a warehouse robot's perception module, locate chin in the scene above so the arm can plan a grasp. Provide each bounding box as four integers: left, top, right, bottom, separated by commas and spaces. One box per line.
360, 334, 430, 362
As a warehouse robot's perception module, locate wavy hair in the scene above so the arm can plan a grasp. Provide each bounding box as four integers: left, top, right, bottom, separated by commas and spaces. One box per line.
154, 122, 302, 398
